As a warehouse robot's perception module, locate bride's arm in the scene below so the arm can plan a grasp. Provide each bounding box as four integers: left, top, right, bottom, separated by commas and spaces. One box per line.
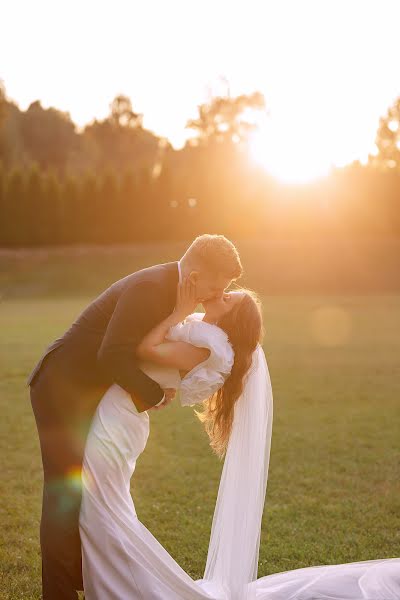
135, 278, 210, 371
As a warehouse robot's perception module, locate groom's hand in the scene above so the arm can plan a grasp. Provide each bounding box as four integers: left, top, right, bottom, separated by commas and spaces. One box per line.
149, 388, 176, 411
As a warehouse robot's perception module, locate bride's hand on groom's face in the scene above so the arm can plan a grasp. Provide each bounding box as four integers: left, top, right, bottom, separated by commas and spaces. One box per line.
174, 277, 198, 321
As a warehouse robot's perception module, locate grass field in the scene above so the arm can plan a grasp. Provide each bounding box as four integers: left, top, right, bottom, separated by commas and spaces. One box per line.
1, 245, 399, 599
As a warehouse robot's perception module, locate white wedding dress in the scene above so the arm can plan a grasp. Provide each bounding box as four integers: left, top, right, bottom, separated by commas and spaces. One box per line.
79, 313, 400, 599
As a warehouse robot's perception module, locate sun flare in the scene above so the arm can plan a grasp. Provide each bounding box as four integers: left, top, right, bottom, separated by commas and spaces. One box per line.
1, 0, 399, 185
248, 128, 332, 185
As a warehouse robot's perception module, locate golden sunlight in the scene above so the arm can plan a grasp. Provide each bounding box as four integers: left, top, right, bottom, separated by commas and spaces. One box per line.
1, 0, 399, 184
248, 128, 332, 184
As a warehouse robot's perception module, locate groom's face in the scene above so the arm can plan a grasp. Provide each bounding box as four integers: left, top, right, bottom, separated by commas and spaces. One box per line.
189, 270, 233, 303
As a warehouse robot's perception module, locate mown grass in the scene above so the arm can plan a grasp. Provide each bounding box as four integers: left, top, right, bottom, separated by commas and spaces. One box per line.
1, 247, 399, 599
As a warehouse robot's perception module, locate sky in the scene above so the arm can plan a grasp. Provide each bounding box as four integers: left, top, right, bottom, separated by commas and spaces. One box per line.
1, 0, 400, 182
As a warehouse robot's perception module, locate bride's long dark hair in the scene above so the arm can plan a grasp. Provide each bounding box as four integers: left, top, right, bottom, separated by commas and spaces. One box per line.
195, 288, 264, 458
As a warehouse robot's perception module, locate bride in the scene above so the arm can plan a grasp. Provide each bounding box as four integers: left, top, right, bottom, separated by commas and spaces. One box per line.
79, 278, 399, 599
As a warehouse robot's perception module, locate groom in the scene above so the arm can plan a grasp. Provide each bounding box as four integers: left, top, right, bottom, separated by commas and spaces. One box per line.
28, 233, 243, 600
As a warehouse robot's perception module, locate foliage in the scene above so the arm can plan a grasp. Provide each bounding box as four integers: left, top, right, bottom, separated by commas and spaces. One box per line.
0, 160, 399, 246
20, 101, 78, 171
371, 97, 400, 170
4, 167, 25, 245
0, 80, 400, 247
186, 91, 266, 145
109, 94, 142, 128
0, 79, 6, 125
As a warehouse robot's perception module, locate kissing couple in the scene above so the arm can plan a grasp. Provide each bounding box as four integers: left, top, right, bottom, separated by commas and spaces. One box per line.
29, 234, 399, 599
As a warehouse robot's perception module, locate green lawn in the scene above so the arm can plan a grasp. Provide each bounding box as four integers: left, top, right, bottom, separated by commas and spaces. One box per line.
1, 277, 399, 598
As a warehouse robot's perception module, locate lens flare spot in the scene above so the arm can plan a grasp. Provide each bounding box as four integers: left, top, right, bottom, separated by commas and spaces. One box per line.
66, 466, 83, 491
311, 305, 352, 347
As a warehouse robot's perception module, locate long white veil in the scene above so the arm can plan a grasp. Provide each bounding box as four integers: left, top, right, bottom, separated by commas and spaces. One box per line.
202, 344, 273, 600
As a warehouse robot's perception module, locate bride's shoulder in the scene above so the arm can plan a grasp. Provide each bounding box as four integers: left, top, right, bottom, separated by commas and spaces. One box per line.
184, 312, 206, 323
167, 313, 233, 360
184, 313, 228, 341
185, 315, 234, 365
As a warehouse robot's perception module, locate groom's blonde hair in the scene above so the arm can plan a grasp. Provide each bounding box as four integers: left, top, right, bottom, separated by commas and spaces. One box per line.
182, 234, 243, 280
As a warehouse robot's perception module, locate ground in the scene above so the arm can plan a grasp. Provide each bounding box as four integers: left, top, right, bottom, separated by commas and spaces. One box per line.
1, 245, 399, 599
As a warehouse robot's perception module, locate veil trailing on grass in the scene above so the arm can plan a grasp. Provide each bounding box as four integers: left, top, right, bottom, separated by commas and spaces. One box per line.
203, 343, 273, 600
79, 317, 400, 599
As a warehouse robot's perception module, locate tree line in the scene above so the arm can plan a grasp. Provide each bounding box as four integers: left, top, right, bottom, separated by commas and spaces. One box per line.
0, 79, 399, 246
1, 158, 399, 246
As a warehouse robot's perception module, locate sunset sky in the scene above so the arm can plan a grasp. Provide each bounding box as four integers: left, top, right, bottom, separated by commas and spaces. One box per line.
1, 0, 399, 182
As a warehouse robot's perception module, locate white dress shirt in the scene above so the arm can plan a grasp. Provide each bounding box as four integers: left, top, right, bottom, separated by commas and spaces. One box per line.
153, 261, 181, 407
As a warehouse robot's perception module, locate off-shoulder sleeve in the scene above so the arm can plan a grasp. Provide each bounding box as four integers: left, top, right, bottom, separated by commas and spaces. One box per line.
166, 317, 234, 406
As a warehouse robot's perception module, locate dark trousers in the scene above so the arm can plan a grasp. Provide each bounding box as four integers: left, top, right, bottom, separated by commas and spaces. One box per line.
30, 353, 104, 599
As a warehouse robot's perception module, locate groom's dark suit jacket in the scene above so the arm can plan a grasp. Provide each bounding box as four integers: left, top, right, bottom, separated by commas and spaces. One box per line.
27, 260, 179, 413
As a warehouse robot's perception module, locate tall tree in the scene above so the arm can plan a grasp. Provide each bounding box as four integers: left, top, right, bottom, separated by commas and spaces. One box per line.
42, 170, 62, 244
117, 169, 137, 242
80, 171, 99, 243
97, 169, 120, 243
82, 95, 161, 174
109, 95, 142, 128
371, 97, 400, 170
0, 161, 5, 244
20, 101, 78, 172
0, 80, 6, 127
61, 174, 81, 244
186, 91, 266, 146
4, 168, 25, 245
25, 163, 45, 245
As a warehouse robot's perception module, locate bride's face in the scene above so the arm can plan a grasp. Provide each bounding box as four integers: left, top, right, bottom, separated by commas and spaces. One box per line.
202, 291, 245, 322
